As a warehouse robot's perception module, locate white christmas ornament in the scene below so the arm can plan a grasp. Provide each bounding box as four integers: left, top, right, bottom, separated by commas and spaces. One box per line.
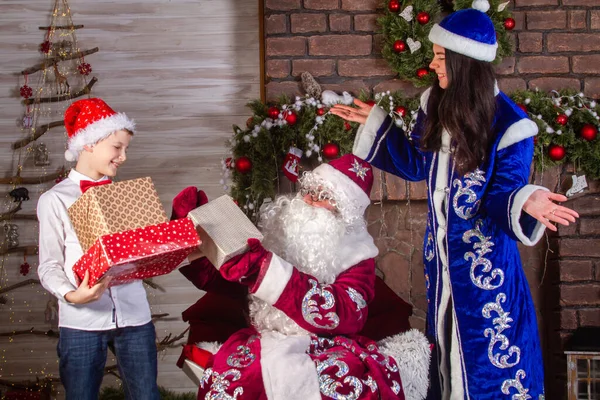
566, 175, 588, 197
399, 5, 414, 21
472, 0, 490, 12
407, 38, 422, 53
321, 90, 354, 106
497, 1, 510, 11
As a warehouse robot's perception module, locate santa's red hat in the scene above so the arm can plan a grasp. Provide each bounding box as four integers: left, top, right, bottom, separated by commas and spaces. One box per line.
311, 154, 373, 213
63, 98, 135, 161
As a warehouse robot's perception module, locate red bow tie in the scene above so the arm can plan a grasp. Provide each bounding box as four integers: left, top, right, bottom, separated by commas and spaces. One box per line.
80, 179, 112, 194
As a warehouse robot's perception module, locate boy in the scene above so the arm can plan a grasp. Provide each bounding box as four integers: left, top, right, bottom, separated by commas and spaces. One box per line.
38, 98, 192, 399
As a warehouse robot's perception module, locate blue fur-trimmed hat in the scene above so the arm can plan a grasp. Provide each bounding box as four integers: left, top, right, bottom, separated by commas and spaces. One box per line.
428, 0, 498, 62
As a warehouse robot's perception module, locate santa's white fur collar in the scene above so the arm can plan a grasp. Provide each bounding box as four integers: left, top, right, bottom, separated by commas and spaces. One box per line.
335, 226, 379, 273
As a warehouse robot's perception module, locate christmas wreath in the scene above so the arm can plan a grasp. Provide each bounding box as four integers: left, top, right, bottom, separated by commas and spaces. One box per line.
379, 0, 515, 87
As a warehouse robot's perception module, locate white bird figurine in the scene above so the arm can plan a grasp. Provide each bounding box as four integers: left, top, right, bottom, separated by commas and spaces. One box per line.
321, 90, 354, 106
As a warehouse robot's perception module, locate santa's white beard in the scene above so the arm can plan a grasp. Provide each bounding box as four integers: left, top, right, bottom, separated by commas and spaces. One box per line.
250, 195, 348, 335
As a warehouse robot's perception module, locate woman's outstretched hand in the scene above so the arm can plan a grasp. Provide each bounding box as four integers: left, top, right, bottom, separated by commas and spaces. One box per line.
330, 99, 373, 125
523, 189, 579, 231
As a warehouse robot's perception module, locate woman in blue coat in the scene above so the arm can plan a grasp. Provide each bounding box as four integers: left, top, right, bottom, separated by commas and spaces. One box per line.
331, 2, 579, 399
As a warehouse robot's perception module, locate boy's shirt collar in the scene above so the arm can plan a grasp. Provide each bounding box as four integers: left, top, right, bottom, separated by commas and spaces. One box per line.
68, 169, 110, 185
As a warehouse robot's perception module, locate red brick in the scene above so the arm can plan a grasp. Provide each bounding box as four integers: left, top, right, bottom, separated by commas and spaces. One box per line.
408, 180, 428, 201
304, 0, 339, 10
370, 167, 384, 201
266, 37, 306, 56
338, 58, 394, 77
265, 81, 301, 101
386, 175, 407, 200
515, 0, 557, 5
573, 55, 600, 74
590, 10, 600, 29
265, 0, 300, 11
291, 13, 327, 34
291, 59, 336, 77
584, 78, 600, 100
580, 219, 600, 236
563, 0, 599, 4
329, 14, 351, 32
570, 195, 600, 217
528, 77, 580, 93
266, 60, 290, 79
512, 11, 525, 31
518, 32, 543, 53
321, 80, 370, 97
495, 56, 516, 75
559, 309, 578, 330
498, 77, 527, 93
354, 14, 378, 32
526, 11, 566, 30
265, 14, 287, 35
560, 239, 600, 258
557, 219, 577, 236
342, 0, 379, 11
517, 56, 569, 74
579, 309, 600, 326
559, 260, 594, 282
560, 283, 600, 306
373, 79, 425, 99
308, 35, 372, 56
373, 34, 385, 54
548, 33, 600, 53
378, 251, 410, 296
568, 10, 587, 30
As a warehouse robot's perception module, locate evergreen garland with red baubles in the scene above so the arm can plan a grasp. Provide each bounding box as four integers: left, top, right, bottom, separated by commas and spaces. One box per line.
379, 0, 515, 87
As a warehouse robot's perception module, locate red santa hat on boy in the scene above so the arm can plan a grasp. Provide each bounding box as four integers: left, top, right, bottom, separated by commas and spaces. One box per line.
63, 98, 135, 161
311, 154, 373, 214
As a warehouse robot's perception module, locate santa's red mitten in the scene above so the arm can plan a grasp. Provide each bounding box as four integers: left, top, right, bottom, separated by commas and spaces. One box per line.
171, 186, 209, 220
220, 238, 270, 287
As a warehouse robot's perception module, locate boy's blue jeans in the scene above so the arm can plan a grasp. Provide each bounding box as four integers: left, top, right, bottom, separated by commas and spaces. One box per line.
58, 322, 160, 400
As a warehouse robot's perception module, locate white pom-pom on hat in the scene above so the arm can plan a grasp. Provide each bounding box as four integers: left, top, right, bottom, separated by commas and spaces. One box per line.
64, 149, 77, 162
472, 0, 490, 12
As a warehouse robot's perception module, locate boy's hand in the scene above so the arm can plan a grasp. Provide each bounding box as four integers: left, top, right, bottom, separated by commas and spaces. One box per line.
64, 271, 111, 304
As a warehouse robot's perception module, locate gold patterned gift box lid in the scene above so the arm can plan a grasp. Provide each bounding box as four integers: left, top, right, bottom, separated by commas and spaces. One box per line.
68, 177, 168, 252
187, 194, 263, 268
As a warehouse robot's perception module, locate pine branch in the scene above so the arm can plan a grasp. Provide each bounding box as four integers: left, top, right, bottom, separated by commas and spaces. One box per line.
0, 245, 38, 257
39, 24, 84, 30
12, 120, 65, 150
151, 313, 169, 321
0, 328, 58, 338
157, 328, 190, 351
23, 77, 98, 105
143, 279, 166, 292
0, 278, 40, 296
20, 47, 99, 75
0, 167, 65, 185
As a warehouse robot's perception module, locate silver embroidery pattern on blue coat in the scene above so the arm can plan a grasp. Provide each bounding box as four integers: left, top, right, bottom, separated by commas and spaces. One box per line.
425, 232, 434, 262
346, 287, 367, 319
452, 168, 486, 220
201, 368, 244, 399
463, 220, 502, 290
483, 293, 521, 368
302, 279, 340, 329
501, 369, 532, 399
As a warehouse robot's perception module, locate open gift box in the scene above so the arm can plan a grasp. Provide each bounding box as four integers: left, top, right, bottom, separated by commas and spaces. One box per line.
73, 218, 200, 287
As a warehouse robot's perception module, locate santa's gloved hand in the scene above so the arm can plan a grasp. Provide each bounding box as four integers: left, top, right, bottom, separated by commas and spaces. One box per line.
171, 186, 209, 221
220, 238, 270, 287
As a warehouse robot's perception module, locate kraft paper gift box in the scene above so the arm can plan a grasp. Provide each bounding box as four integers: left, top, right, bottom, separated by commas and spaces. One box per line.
68, 177, 168, 252
72, 218, 200, 287
187, 195, 263, 269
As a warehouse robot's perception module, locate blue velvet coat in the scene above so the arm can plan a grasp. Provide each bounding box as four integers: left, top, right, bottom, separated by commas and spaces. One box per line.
353, 88, 546, 399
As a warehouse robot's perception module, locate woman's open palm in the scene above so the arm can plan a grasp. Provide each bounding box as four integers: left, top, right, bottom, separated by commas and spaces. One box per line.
330, 99, 373, 125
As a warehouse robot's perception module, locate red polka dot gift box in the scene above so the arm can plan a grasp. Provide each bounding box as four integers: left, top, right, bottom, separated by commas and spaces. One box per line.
72, 217, 200, 287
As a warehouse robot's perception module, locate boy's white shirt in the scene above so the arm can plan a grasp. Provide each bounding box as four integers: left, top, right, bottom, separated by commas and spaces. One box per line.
37, 169, 152, 330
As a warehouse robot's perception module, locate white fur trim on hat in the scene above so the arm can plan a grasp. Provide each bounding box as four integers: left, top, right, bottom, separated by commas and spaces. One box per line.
312, 163, 371, 213
65, 113, 135, 161
429, 24, 498, 62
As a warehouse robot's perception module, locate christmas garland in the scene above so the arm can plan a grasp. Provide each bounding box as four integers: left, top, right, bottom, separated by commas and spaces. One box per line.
224, 89, 599, 218
379, 0, 515, 87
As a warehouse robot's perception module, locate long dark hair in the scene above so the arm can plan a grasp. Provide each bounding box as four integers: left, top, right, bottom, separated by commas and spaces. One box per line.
421, 48, 497, 175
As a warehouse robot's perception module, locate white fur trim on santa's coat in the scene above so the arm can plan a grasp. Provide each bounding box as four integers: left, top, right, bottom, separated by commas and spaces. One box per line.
260, 331, 321, 400
253, 254, 294, 305
335, 228, 379, 272
66, 112, 135, 161
497, 118, 539, 151
509, 184, 548, 246
312, 164, 371, 213
353, 105, 388, 160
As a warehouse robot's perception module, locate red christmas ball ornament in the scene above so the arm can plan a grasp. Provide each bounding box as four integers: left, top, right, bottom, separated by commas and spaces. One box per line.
548, 144, 566, 161
517, 104, 527, 113
393, 40, 406, 53
417, 12, 430, 25
344, 121, 352, 131
555, 114, 568, 126
225, 157, 233, 169
388, 0, 400, 12
267, 106, 280, 119
504, 18, 516, 30
323, 143, 340, 159
235, 156, 252, 174
580, 124, 598, 141
394, 106, 408, 117
317, 107, 326, 116
366, 100, 376, 106
284, 110, 297, 125
417, 68, 430, 79
77, 62, 92, 76
20, 262, 30, 276
39, 41, 51, 53
20, 85, 33, 99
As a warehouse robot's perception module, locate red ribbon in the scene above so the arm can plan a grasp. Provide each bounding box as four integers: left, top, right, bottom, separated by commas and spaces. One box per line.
80, 179, 111, 194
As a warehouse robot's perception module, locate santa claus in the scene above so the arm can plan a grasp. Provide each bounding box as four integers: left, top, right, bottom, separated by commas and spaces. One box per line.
173, 154, 430, 400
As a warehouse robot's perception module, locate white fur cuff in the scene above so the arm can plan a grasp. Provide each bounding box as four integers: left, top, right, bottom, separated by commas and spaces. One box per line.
510, 184, 548, 246
253, 253, 293, 305
353, 106, 388, 160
